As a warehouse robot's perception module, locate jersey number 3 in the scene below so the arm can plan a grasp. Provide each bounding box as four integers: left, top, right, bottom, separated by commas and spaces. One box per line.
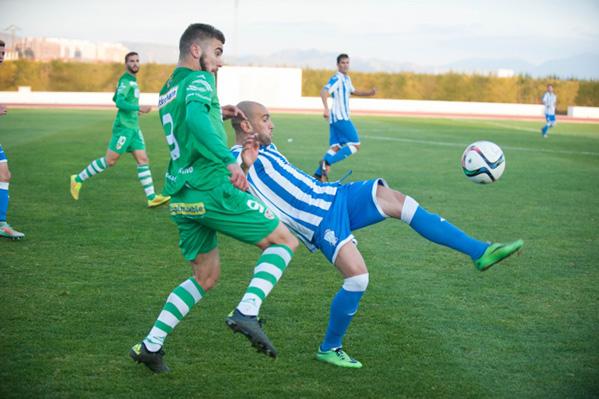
162, 113, 180, 160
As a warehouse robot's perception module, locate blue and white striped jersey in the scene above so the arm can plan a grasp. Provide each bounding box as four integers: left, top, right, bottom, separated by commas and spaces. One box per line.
324, 72, 355, 124
542, 91, 557, 115
231, 143, 339, 251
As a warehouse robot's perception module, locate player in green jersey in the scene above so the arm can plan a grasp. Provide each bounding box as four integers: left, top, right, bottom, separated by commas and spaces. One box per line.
69, 51, 170, 208
129, 23, 299, 373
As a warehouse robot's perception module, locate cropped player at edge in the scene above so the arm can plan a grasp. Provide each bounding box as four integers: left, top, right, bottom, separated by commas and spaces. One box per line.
69, 52, 170, 208
0, 39, 25, 240
231, 101, 524, 369
129, 23, 298, 374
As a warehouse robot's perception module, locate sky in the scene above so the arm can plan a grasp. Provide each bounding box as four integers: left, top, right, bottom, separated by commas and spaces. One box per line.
1, 0, 598, 67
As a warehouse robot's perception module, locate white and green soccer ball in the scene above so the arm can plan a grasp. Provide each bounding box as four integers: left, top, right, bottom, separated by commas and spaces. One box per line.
461, 141, 505, 184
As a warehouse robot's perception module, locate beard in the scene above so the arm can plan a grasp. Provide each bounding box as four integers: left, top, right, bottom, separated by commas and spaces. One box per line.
199, 53, 208, 71
127, 65, 139, 74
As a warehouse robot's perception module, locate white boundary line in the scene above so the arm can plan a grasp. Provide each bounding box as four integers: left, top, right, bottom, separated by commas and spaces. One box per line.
363, 135, 599, 157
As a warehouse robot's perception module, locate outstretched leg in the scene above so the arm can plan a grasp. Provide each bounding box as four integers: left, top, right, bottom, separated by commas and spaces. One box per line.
376, 185, 523, 270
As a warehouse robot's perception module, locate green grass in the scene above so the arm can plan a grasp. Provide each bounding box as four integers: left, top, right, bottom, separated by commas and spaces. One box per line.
1, 109, 598, 398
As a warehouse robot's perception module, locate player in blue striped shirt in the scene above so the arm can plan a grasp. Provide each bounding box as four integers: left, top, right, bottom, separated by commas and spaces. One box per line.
231, 101, 524, 369
541, 84, 557, 138
314, 54, 376, 182
0, 40, 25, 240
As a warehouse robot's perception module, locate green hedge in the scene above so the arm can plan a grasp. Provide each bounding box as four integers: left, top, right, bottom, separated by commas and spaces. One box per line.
1, 61, 597, 113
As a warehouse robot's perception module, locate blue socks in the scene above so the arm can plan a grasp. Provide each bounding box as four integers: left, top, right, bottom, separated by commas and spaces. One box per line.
315, 145, 357, 176
0, 182, 8, 222
324, 145, 355, 166
321, 288, 364, 351
409, 205, 488, 260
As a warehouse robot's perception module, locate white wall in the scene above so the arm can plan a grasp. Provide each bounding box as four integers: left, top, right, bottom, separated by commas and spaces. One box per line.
218, 66, 302, 108
568, 106, 599, 119
1, 66, 598, 120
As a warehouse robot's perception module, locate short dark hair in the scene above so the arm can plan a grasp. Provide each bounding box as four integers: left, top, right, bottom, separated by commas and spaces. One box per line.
0, 40, 5, 47
179, 23, 225, 55
336, 53, 349, 64
125, 52, 139, 62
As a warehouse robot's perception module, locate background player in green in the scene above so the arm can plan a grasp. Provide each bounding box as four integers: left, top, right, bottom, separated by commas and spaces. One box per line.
129, 23, 299, 373
69, 51, 170, 208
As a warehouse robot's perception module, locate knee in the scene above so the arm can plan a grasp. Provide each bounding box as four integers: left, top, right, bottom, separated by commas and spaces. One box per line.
105, 157, 118, 167
343, 273, 369, 292
284, 231, 299, 252
352, 144, 360, 152
0, 168, 10, 182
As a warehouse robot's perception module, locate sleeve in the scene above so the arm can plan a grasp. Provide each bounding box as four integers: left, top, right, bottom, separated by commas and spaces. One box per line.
542, 93, 547, 105
324, 75, 340, 94
185, 101, 236, 165
114, 82, 140, 111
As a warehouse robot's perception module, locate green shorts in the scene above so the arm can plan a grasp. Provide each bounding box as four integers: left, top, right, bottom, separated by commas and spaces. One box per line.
108, 128, 146, 154
170, 183, 280, 261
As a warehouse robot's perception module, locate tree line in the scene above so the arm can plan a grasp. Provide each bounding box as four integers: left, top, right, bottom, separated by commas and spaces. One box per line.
1, 61, 597, 113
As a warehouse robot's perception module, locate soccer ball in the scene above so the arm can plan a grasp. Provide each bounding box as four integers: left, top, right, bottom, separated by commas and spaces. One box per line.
461, 141, 505, 184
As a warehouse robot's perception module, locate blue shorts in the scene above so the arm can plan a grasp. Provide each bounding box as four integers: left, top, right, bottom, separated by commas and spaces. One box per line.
313, 179, 387, 263
329, 120, 360, 147
0, 145, 6, 163
545, 114, 556, 125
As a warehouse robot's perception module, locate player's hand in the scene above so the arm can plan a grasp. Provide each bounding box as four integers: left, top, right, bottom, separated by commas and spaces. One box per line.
0, 104, 7, 116
323, 108, 330, 120
139, 105, 152, 114
227, 163, 249, 191
222, 104, 247, 121
241, 133, 259, 168
370, 87, 377, 96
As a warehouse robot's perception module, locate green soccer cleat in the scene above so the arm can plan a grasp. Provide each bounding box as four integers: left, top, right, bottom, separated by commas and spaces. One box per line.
474, 239, 524, 271
129, 342, 170, 373
70, 175, 82, 200
0, 222, 25, 240
316, 347, 363, 369
147, 194, 170, 208
226, 309, 277, 358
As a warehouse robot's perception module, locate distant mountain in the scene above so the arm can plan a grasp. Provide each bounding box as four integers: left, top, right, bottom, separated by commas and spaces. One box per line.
441, 54, 599, 79
63, 37, 599, 80
442, 58, 536, 74
533, 53, 599, 80
229, 49, 599, 79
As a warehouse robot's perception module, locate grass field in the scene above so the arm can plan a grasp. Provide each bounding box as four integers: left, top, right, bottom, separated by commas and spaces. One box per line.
1, 109, 598, 398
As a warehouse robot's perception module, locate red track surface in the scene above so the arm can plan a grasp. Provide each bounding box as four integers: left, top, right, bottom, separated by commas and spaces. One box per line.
6, 103, 599, 123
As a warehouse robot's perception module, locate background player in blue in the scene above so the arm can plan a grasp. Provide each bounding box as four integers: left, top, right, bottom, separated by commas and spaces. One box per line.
231, 101, 524, 369
0, 39, 25, 240
314, 54, 376, 182
541, 84, 557, 138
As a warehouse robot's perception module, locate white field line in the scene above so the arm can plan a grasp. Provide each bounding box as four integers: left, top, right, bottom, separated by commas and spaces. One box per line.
474, 120, 541, 133
363, 134, 599, 157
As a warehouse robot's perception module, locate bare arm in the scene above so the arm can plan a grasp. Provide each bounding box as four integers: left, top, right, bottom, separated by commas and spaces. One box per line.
320, 87, 330, 120
352, 87, 377, 97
